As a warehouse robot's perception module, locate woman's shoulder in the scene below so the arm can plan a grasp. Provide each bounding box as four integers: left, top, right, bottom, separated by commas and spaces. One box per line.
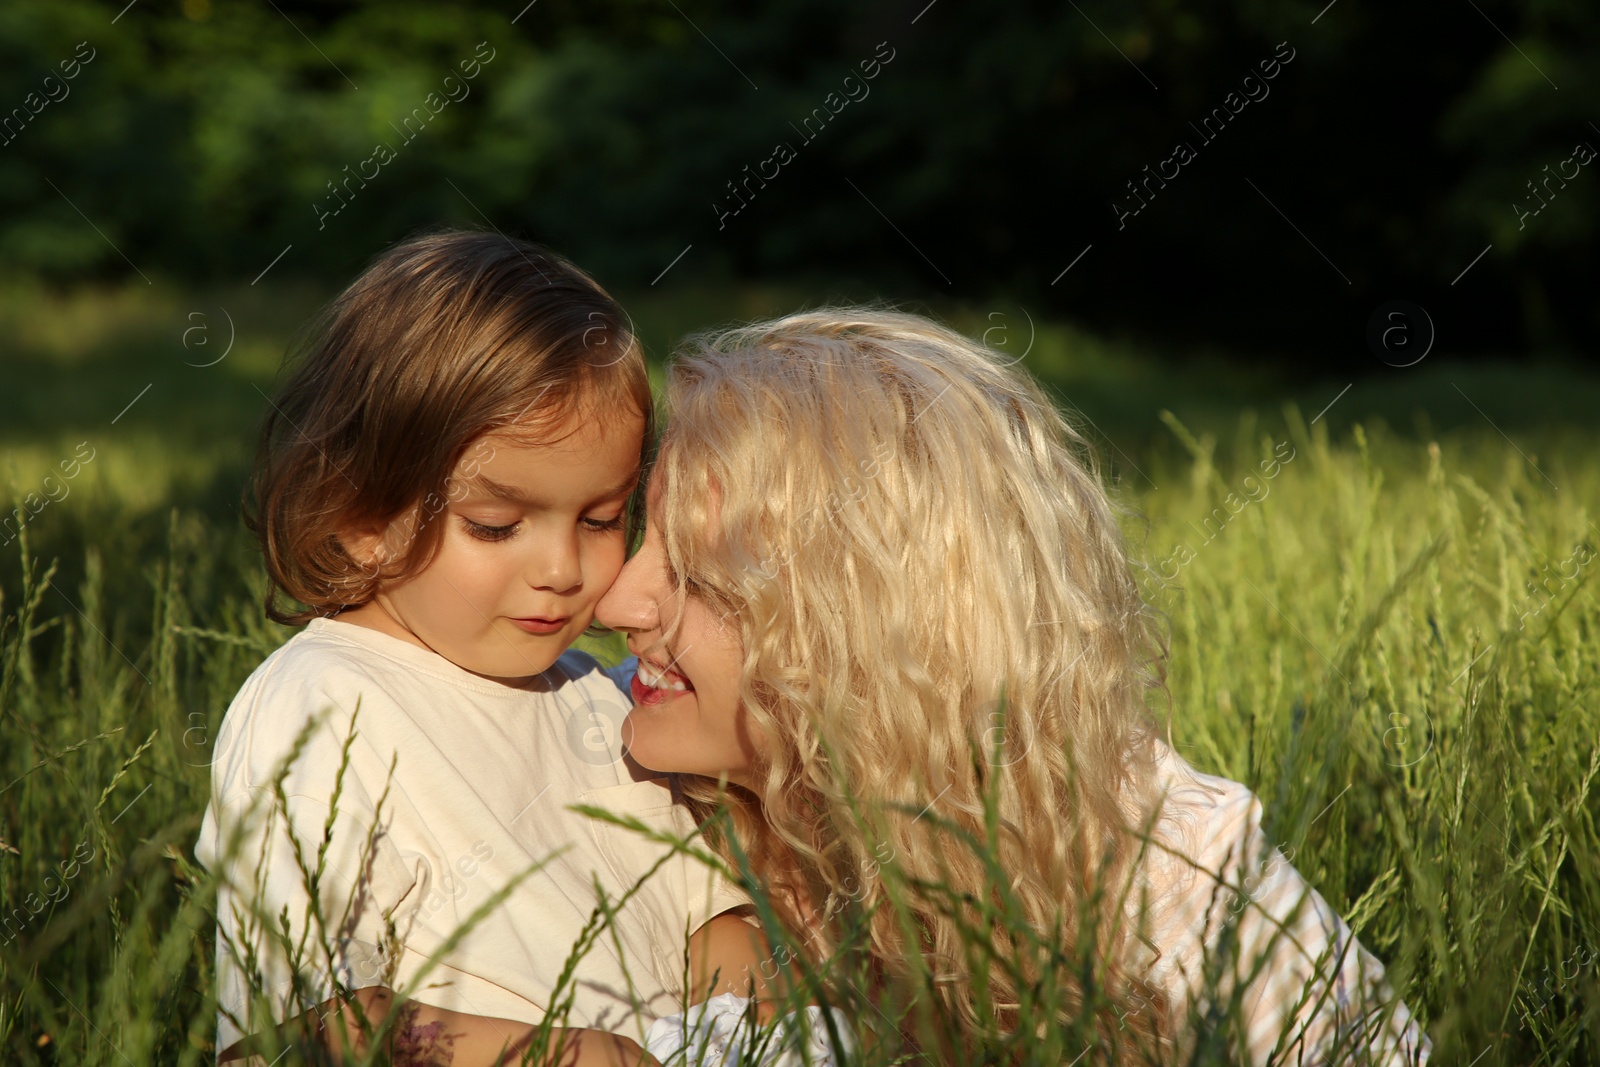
1130, 740, 1432, 1064
1128, 739, 1270, 930
1144, 738, 1261, 843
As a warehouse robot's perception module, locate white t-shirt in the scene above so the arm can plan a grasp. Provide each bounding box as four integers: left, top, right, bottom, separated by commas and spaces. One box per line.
1131, 741, 1430, 1065
194, 616, 746, 1054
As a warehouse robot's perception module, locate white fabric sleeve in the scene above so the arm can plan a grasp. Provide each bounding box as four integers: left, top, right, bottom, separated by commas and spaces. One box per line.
1201, 790, 1431, 1066
643, 992, 855, 1067
207, 720, 420, 1045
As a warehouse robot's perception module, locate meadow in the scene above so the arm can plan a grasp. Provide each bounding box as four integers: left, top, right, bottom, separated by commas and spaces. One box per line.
1, 281, 1597, 1065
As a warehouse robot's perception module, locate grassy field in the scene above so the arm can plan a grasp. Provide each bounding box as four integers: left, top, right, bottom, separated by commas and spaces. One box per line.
1, 281, 1597, 1064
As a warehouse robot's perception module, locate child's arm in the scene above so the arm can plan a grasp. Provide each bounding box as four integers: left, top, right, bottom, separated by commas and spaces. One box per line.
219, 986, 658, 1066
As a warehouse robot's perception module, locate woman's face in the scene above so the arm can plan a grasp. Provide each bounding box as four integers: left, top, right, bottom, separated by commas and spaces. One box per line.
595, 473, 764, 785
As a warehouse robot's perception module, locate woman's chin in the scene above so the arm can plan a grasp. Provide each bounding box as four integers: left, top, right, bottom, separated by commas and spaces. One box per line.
620, 713, 680, 775
621, 716, 753, 786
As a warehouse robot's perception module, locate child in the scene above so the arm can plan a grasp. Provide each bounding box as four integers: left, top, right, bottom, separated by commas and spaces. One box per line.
598, 308, 1432, 1065
194, 230, 758, 1065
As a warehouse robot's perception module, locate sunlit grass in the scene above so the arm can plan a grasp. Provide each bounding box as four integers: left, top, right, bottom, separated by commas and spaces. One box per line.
1, 284, 1596, 1064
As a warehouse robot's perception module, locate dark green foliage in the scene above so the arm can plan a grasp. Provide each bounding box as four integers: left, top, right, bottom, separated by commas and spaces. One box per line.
0, 0, 1596, 360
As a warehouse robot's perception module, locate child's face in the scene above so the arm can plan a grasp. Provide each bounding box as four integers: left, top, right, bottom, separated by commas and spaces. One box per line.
595, 472, 764, 784
346, 406, 643, 687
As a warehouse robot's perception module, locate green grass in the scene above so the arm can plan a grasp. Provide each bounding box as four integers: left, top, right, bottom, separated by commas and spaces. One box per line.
1, 282, 1597, 1064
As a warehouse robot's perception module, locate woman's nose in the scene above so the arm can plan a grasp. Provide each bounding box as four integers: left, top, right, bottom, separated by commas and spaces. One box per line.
596, 553, 658, 633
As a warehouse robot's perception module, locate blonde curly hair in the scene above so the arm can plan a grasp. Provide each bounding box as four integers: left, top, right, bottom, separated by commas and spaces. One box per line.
650, 307, 1178, 1059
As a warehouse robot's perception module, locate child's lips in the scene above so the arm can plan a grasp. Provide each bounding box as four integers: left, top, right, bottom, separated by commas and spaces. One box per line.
509, 616, 568, 634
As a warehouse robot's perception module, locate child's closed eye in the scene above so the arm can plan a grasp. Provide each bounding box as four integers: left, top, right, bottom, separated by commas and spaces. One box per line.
461, 514, 624, 542
462, 517, 520, 542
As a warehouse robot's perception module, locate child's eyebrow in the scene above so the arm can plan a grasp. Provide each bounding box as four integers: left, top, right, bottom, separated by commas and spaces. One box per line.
465, 469, 640, 506
599, 469, 642, 499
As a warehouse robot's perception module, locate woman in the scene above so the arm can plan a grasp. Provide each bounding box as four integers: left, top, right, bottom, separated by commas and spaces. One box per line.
597, 309, 1429, 1065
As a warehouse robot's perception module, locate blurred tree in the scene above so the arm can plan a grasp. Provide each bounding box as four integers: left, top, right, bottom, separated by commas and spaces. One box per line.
0, 0, 1593, 366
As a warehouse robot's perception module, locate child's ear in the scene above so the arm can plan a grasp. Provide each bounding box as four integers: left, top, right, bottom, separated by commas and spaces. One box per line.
335, 520, 392, 579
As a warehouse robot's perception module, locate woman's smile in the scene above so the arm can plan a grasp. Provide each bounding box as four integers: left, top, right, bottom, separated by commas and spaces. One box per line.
594, 472, 762, 782
631, 655, 696, 703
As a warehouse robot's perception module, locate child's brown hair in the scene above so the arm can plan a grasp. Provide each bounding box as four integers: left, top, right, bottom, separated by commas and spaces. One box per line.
245, 228, 652, 625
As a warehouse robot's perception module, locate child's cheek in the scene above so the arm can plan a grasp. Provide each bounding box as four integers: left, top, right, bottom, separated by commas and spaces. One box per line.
596, 533, 630, 585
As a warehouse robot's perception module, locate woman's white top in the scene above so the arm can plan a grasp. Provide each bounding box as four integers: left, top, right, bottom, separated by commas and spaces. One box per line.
1126, 739, 1429, 1064
644, 740, 1429, 1065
